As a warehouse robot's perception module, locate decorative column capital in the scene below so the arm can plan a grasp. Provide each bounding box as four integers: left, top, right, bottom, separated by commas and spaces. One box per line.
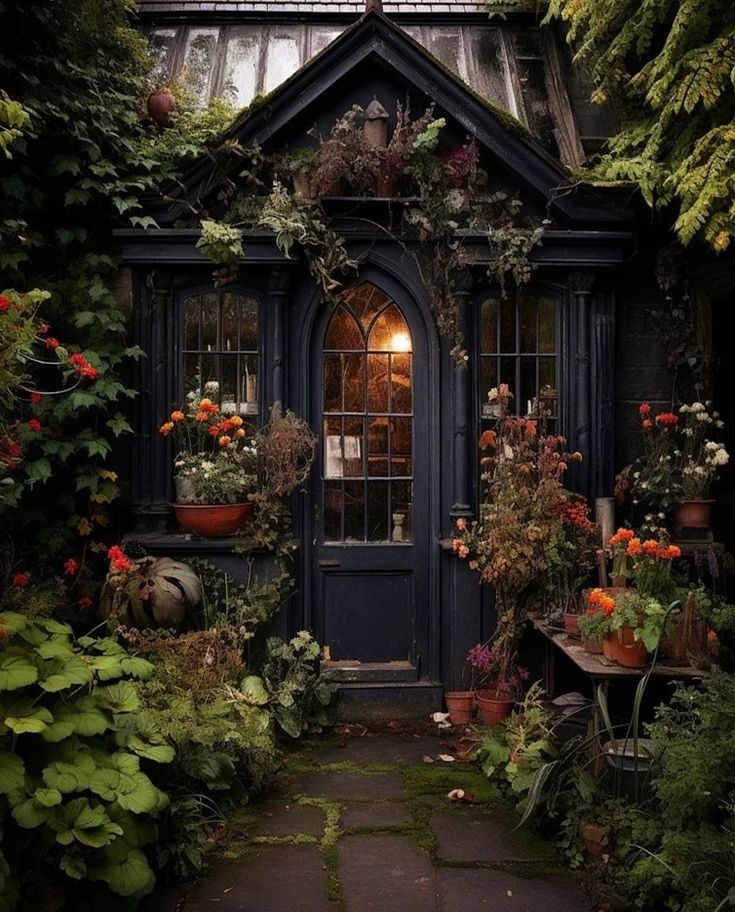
570, 271, 596, 296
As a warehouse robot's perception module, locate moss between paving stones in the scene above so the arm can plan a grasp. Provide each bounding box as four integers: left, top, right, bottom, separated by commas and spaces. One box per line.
299, 797, 344, 903
401, 764, 504, 805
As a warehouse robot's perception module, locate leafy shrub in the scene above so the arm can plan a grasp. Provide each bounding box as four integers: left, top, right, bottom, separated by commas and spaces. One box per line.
0, 612, 170, 909
260, 631, 338, 738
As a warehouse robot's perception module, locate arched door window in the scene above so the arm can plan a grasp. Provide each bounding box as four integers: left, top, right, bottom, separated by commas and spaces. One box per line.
322, 283, 413, 543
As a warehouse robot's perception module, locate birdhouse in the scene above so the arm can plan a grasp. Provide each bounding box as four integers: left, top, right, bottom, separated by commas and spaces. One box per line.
363, 97, 390, 149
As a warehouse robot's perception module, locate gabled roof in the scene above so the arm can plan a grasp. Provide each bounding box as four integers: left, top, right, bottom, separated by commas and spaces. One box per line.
154, 9, 634, 230
139, 0, 485, 15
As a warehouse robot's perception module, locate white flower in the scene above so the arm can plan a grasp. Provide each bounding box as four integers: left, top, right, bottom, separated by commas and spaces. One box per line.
679, 404, 689, 413
717, 420, 725, 428
487, 387, 499, 402
691, 402, 705, 412
695, 412, 710, 422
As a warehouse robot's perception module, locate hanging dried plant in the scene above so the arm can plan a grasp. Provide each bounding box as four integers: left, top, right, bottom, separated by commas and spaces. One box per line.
259, 402, 317, 496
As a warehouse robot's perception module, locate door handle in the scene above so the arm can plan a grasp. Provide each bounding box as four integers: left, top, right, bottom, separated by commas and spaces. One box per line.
319, 559, 340, 567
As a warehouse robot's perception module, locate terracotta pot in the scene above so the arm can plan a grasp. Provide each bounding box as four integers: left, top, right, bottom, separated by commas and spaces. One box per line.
445, 690, 475, 726
172, 502, 253, 537
615, 627, 649, 668
582, 822, 609, 856
602, 634, 618, 662
583, 637, 604, 655
475, 689, 515, 725
147, 89, 177, 123
564, 613, 580, 637
674, 499, 714, 531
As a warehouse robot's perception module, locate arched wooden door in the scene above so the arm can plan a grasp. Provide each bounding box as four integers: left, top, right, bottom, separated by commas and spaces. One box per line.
310, 281, 430, 679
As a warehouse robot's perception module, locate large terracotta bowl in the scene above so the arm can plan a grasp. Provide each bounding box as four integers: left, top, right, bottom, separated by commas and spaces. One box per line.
172, 502, 253, 537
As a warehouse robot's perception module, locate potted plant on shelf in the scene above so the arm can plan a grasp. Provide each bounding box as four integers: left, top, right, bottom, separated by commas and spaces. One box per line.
580, 588, 616, 656
609, 591, 666, 668
628, 400, 729, 534
278, 147, 318, 200
159, 398, 259, 536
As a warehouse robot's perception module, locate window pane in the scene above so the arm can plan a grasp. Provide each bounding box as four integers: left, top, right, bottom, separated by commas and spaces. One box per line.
343, 481, 365, 542
310, 27, 343, 57
342, 354, 365, 413
480, 357, 498, 409
201, 294, 218, 351
343, 416, 364, 478
264, 29, 302, 94
184, 295, 200, 350
539, 295, 556, 353
222, 293, 238, 353
324, 481, 343, 541
480, 298, 498, 353
148, 28, 177, 85
519, 357, 537, 415
323, 354, 342, 413
222, 28, 261, 108
498, 298, 516, 353
367, 481, 390, 542
425, 28, 464, 80
367, 417, 389, 478
519, 294, 537, 353
539, 357, 556, 392
221, 355, 238, 413
345, 282, 387, 331
239, 297, 258, 351
499, 356, 516, 392
368, 304, 410, 352
325, 306, 363, 350
466, 28, 510, 110
182, 28, 220, 107
367, 353, 389, 413
390, 353, 412, 414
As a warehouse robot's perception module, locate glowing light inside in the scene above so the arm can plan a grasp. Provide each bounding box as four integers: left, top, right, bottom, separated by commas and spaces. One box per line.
390, 332, 411, 353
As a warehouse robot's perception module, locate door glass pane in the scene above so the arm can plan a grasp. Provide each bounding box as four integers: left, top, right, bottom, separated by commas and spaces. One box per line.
322, 283, 414, 543
201, 294, 218, 352
539, 295, 556, 353
184, 296, 200, 350
390, 354, 412, 414
367, 354, 389, 412
519, 294, 537, 353
480, 298, 498, 353
324, 482, 343, 541
391, 481, 413, 542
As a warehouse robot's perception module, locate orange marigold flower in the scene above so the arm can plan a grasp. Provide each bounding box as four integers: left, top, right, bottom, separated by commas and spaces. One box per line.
587, 588, 603, 606
456, 517, 467, 531
639, 403, 651, 417
235, 428, 246, 438
626, 538, 642, 556
665, 544, 682, 560
642, 419, 653, 430
600, 596, 616, 615
159, 421, 175, 436
219, 435, 232, 447
199, 398, 219, 414
195, 410, 208, 422
609, 528, 634, 547
642, 539, 659, 556
170, 410, 185, 422
229, 415, 243, 428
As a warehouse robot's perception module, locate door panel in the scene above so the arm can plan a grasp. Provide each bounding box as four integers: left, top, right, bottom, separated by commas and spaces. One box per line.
311, 281, 429, 677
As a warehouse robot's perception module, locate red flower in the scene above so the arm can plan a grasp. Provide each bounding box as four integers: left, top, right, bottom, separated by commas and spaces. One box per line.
656, 412, 679, 427
0, 295, 11, 313
30, 393, 43, 405
107, 545, 133, 573
45, 337, 60, 350
27, 419, 42, 433
63, 558, 79, 576
12, 572, 30, 588
6, 442, 22, 459
78, 596, 94, 610
638, 403, 651, 417
38, 322, 49, 335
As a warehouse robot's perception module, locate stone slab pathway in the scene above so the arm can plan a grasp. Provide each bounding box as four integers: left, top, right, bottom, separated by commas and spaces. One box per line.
163, 728, 592, 912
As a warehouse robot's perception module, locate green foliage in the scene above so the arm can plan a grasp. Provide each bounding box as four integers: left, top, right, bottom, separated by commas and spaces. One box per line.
0, 92, 30, 160
0, 612, 169, 908
260, 632, 339, 738
544, 0, 735, 252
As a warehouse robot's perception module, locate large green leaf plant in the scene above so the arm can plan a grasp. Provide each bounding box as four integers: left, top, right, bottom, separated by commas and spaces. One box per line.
0, 612, 172, 909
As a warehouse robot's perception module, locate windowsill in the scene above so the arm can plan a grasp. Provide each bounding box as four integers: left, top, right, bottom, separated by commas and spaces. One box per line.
122, 531, 285, 555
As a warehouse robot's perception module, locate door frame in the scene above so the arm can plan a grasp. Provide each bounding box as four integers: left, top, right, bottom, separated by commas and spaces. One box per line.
296, 255, 442, 683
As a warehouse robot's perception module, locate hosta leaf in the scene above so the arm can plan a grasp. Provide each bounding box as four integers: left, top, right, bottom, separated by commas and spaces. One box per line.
0, 651, 39, 691
39, 656, 94, 692
12, 798, 52, 829
90, 847, 155, 897
117, 733, 175, 764
53, 797, 123, 848
33, 787, 62, 807
88, 763, 166, 814
241, 675, 269, 706
36, 639, 75, 660
89, 655, 124, 680
43, 697, 110, 740
5, 704, 54, 734
43, 760, 92, 793
0, 750, 25, 794
96, 681, 140, 713
0, 612, 28, 636
60, 854, 87, 880
118, 656, 154, 680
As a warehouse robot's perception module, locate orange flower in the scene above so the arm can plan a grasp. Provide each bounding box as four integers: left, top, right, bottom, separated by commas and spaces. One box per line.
195, 410, 208, 422
600, 595, 615, 615
642, 419, 653, 430
170, 410, 185, 422
235, 428, 246, 438
199, 398, 219, 414
456, 517, 467, 531
587, 587, 603, 606
664, 544, 682, 560
479, 430, 496, 450
609, 528, 634, 547
218, 435, 232, 447
642, 539, 659, 556
626, 537, 642, 556
229, 415, 243, 428
639, 402, 651, 417
158, 421, 174, 436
